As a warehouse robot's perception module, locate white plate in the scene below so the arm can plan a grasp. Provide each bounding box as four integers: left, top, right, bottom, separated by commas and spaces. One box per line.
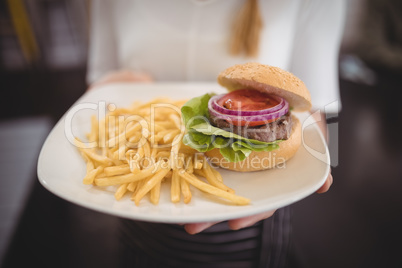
37, 83, 330, 223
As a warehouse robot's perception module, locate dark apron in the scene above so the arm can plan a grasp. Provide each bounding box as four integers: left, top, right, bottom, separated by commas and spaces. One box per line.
118, 206, 291, 268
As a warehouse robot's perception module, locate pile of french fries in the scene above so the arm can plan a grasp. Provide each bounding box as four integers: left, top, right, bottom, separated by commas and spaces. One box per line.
75, 98, 250, 206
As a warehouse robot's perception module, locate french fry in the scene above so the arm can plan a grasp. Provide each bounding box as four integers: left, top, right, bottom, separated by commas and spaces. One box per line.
193, 168, 206, 177
107, 146, 118, 157
179, 171, 250, 205
108, 113, 117, 140
180, 176, 192, 204
127, 131, 142, 144
95, 173, 142, 187
115, 142, 127, 161
179, 144, 198, 155
153, 121, 176, 129
108, 121, 141, 146
95, 171, 106, 179
202, 157, 234, 193
143, 141, 151, 158
151, 143, 158, 159
83, 165, 104, 185
134, 168, 170, 205
132, 177, 147, 198
162, 129, 181, 143
136, 146, 145, 159
127, 181, 137, 192
156, 151, 170, 159
154, 129, 177, 143
109, 107, 131, 116
142, 127, 150, 140
193, 154, 203, 169
126, 148, 142, 174
142, 141, 151, 167
104, 164, 130, 177
210, 164, 223, 183
164, 170, 173, 180
115, 183, 128, 200
185, 156, 194, 173
86, 158, 94, 172
170, 133, 184, 170
171, 170, 180, 203
81, 148, 112, 165
94, 162, 164, 186
111, 158, 124, 166
150, 181, 161, 205
169, 114, 182, 129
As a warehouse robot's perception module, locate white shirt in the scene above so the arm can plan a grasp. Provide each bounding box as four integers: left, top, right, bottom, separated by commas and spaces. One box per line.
88, 0, 346, 112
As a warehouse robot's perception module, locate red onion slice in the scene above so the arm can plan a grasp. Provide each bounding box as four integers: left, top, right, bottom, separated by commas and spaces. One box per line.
210, 94, 285, 116
208, 97, 289, 125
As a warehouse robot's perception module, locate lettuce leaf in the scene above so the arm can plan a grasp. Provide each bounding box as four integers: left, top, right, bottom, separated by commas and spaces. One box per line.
181, 93, 281, 162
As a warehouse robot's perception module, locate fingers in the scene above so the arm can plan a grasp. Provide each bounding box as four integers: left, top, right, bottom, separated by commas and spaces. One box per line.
183, 210, 276, 234
88, 70, 153, 90
184, 222, 219, 235
316, 173, 333, 194
228, 210, 276, 230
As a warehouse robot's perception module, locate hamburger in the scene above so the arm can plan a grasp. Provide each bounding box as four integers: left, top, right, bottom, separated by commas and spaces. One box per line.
181, 62, 312, 172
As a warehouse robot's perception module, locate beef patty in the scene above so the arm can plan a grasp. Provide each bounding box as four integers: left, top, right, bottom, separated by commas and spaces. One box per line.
210, 113, 293, 143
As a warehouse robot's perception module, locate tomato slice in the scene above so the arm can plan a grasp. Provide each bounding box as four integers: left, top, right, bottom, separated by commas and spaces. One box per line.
228, 118, 277, 126
216, 89, 281, 126
217, 89, 280, 111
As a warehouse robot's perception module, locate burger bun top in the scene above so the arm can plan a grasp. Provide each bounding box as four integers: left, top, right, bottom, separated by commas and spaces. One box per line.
217, 62, 312, 112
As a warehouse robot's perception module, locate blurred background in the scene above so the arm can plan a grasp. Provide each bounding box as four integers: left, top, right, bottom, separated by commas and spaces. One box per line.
1, 0, 402, 267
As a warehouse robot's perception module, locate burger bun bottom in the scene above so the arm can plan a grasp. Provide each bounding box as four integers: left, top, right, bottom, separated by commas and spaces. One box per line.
205, 115, 301, 172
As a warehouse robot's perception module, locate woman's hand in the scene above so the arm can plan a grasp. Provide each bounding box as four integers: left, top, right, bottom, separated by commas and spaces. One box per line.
184, 210, 276, 235
88, 70, 152, 90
